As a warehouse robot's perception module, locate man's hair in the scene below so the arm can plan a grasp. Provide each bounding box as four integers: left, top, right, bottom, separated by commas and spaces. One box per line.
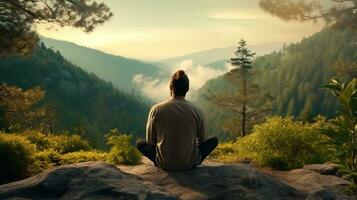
170, 70, 189, 96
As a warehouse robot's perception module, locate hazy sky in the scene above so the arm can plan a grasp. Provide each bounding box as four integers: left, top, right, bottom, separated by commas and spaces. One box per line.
37, 0, 326, 60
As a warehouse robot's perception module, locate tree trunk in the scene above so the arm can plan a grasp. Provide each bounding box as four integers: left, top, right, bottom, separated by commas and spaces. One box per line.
241, 70, 247, 136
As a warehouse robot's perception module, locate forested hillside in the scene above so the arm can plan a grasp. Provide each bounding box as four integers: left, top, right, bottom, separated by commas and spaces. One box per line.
196, 28, 357, 139
0, 43, 149, 147
41, 37, 161, 92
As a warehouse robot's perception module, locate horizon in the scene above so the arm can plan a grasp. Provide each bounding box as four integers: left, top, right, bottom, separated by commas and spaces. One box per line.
37, 0, 326, 61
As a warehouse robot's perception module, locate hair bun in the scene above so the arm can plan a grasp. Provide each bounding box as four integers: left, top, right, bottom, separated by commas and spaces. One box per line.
176, 70, 186, 77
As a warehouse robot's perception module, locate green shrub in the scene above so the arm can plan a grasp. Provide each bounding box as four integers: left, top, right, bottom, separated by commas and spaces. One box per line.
106, 134, 141, 165
267, 156, 289, 170
235, 116, 333, 170
59, 151, 107, 165
20, 130, 52, 150
34, 149, 61, 171
322, 78, 357, 191
19, 131, 91, 154
49, 134, 91, 154
0, 133, 37, 182
211, 142, 239, 162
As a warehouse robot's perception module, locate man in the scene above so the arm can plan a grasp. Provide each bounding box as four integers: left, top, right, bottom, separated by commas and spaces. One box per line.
136, 70, 218, 171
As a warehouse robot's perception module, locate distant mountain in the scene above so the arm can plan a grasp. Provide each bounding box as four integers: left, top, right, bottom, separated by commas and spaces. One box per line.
195, 28, 357, 139
161, 42, 283, 66
40, 37, 161, 92
0, 44, 149, 147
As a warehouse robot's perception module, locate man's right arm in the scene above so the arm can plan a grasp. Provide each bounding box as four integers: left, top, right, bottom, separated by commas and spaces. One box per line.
146, 107, 157, 145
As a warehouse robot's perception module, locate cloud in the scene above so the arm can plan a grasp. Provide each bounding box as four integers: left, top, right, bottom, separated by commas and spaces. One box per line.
132, 74, 170, 101
133, 59, 233, 101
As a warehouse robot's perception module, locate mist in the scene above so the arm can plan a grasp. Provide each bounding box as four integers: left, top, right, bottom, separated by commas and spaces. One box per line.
133, 59, 233, 102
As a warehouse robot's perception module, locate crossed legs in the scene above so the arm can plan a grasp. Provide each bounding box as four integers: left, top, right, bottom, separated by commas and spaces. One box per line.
136, 137, 219, 165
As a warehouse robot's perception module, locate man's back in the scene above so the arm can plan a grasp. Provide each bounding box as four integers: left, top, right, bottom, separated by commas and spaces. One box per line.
146, 98, 206, 171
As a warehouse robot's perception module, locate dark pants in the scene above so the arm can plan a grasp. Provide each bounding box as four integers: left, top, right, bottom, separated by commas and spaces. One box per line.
136, 137, 219, 165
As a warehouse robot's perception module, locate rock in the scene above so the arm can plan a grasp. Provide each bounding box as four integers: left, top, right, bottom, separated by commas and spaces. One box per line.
264, 165, 353, 200
306, 188, 354, 200
0, 162, 177, 200
119, 160, 304, 200
303, 163, 339, 175
1, 160, 353, 200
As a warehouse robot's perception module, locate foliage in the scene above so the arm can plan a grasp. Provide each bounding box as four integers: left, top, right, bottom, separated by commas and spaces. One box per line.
20, 130, 52, 150
0, 133, 37, 183
20, 130, 91, 153
210, 142, 239, 162
49, 134, 91, 154
59, 151, 107, 165
106, 133, 141, 165
334, 61, 357, 81
0, 0, 112, 57
259, 0, 357, 30
0, 44, 149, 148
0, 84, 45, 131
0, 129, 143, 184
197, 28, 357, 139
321, 78, 357, 187
34, 149, 61, 172
234, 116, 333, 170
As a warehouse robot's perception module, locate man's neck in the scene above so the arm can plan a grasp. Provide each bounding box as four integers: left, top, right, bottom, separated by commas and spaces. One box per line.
172, 95, 185, 100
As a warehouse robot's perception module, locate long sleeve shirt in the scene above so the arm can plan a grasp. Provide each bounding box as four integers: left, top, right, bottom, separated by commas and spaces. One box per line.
146, 98, 207, 171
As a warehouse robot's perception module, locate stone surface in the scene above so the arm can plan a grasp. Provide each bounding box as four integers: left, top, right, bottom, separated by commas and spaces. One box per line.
119, 160, 304, 200
303, 163, 339, 175
0, 160, 355, 200
306, 188, 353, 200
264, 168, 350, 194
263, 164, 354, 200
0, 162, 176, 200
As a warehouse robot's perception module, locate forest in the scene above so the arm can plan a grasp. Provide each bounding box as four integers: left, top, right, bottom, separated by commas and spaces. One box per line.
0, 0, 357, 196
197, 27, 357, 139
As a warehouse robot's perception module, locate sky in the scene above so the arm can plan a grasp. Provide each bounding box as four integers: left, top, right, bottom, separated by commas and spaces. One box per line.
37, 0, 326, 61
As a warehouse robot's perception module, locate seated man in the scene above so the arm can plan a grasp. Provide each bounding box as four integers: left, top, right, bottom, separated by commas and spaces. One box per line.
136, 70, 218, 171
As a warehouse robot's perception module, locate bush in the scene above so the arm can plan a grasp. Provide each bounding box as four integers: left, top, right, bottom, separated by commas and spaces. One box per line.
20, 131, 91, 154
211, 142, 239, 162
235, 116, 333, 170
59, 151, 107, 165
20, 130, 52, 150
106, 134, 141, 165
34, 149, 61, 171
49, 134, 91, 154
0, 133, 37, 182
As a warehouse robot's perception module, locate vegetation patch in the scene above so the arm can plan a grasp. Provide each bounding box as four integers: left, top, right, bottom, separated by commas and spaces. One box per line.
0, 133, 37, 183
212, 116, 334, 170
0, 130, 140, 184
106, 134, 141, 165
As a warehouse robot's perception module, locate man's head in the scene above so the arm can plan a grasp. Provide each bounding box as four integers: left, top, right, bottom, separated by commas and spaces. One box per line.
170, 70, 189, 97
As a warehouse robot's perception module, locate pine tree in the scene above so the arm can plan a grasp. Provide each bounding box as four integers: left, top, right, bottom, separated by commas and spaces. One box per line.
207, 39, 272, 138
230, 39, 256, 136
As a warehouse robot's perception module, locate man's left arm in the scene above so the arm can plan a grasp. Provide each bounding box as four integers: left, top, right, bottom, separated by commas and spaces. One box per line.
146, 107, 157, 145
197, 109, 207, 143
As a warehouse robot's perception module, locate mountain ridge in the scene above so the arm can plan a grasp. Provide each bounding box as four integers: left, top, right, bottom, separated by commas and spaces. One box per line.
161, 42, 284, 66
0, 43, 149, 147
40, 36, 161, 92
